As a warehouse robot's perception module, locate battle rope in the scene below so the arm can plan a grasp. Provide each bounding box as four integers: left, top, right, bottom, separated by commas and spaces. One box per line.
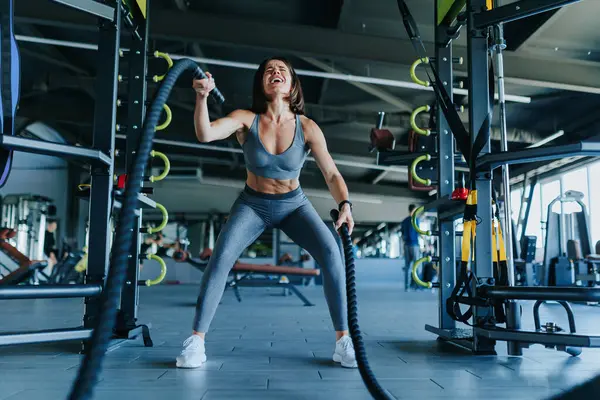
331, 210, 394, 400
68, 59, 223, 400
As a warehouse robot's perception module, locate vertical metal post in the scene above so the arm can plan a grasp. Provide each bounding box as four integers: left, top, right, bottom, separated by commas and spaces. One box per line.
492, 21, 522, 355
116, 0, 150, 333
83, 3, 121, 346
124, 19, 149, 173
468, 0, 496, 354
273, 228, 281, 265
199, 221, 207, 251
208, 219, 215, 249
435, 7, 456, 331
118, 213, 141, 325
492, 24, 515, 285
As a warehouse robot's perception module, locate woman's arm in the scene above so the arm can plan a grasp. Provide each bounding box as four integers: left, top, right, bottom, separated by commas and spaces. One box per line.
305, 118, 355, 234
193, 73, 248, 143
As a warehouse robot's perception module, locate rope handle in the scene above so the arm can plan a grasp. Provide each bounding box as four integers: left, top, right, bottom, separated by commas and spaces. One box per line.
410, 57, 430, 87
411, 154, 432, 186
143, 254, 167, 286
410, 105, 431, 136
411, 206, 431, 236
149, 150, 171, 182
412, 256, 440, 289
148, 203, 169, 234
153, 51, 174, 82
155, 104, 172, 131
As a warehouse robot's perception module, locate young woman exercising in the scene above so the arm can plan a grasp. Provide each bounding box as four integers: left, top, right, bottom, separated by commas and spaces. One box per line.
176, 57, 357, 369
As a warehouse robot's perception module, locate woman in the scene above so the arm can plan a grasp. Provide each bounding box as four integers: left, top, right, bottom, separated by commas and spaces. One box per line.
176, 57, 357, 369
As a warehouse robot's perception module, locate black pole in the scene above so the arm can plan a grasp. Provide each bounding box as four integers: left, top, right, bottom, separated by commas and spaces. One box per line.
83, 3, 121, 353
0, 285, 102, 300
481, 286, 600, 302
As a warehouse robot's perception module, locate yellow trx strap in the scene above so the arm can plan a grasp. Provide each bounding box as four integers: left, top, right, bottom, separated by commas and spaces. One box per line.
461, 190, 477, 264
497, 221, 507, 262
492, 223, 498, 263
447, 189, 478, 323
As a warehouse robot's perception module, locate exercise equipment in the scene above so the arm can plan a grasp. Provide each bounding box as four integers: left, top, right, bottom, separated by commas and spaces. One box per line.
332, 209, 393, 400
412, 255, 440, 289
148, 150, 170, 182
0, 228, 47, 285
369, 112, 395, 152
68, 59, 224, 400
542, 191, 596, 286
385, 0, 600, 361
1, 194, 54, 261
177, 248, 320, 306
141, 253, 167, 286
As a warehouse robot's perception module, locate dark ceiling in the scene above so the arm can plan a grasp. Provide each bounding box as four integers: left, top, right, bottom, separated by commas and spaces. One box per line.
10, 0, 600, 222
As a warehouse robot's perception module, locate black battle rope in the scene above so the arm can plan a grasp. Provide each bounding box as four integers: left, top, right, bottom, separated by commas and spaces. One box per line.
68, 59, 224, 400
331, 210, 394, 400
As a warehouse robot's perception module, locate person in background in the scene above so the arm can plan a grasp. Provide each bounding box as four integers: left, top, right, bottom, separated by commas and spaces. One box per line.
44, 219, 59, 269
400, 204, 421, 291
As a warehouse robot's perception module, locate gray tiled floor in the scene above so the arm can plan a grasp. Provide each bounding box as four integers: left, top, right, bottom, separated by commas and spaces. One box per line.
1, 283, 600, 399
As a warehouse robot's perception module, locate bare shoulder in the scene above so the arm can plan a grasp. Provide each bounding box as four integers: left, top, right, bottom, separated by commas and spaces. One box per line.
299, 115, 322, 143
228, 109, 255, 145
228, 109, 255, 129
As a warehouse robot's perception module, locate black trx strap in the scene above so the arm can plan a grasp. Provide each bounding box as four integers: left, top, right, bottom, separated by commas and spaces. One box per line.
491, 193, 508, 324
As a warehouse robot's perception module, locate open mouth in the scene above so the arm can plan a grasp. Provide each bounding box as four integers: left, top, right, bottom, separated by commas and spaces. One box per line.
270, 77, 284, 84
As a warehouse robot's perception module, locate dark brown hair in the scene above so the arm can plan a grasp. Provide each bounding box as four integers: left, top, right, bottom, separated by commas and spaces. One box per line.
251, 57, 305, 115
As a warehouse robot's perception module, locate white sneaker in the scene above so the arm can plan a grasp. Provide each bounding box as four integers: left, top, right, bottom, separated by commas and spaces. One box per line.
176, 335, 207, 368
333, 335, 358, 368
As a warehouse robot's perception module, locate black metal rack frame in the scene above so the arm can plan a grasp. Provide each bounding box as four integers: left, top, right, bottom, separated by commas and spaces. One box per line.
381, 0, 599, 357
0, 0, 153, 349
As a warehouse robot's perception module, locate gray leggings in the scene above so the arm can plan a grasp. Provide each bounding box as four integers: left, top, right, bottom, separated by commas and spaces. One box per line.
193, 185, 348, 332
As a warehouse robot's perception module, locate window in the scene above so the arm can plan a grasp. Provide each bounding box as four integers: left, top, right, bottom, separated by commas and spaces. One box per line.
510, 188, 523, 224
588, 162, 600, 246
389, 234, 400, 258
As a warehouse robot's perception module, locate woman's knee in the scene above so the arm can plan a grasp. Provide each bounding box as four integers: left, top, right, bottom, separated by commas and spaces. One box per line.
205, 253, 236, 276
318, 241, 344, 273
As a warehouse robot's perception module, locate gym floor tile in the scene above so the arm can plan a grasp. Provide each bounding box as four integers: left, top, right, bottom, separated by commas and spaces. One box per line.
3, 389, 206, 400
1, 284, 599, 400
201, 389, 378, 400
318, 367, 475, 380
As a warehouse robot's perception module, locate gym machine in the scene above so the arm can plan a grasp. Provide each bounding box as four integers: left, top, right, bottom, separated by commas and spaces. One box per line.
542, 190, 600, 287
372, 0, 600, 359
0, 194, 53, 261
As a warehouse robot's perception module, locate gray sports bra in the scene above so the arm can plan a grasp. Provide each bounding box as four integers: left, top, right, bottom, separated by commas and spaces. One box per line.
242, 114, 309, 180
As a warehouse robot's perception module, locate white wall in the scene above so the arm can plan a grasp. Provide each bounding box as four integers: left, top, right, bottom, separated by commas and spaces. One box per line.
0, 151, 69, 246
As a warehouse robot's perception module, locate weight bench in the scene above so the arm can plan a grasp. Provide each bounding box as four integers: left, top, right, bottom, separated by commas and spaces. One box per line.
0, 228, 48, 285
175, 248, 320, 306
